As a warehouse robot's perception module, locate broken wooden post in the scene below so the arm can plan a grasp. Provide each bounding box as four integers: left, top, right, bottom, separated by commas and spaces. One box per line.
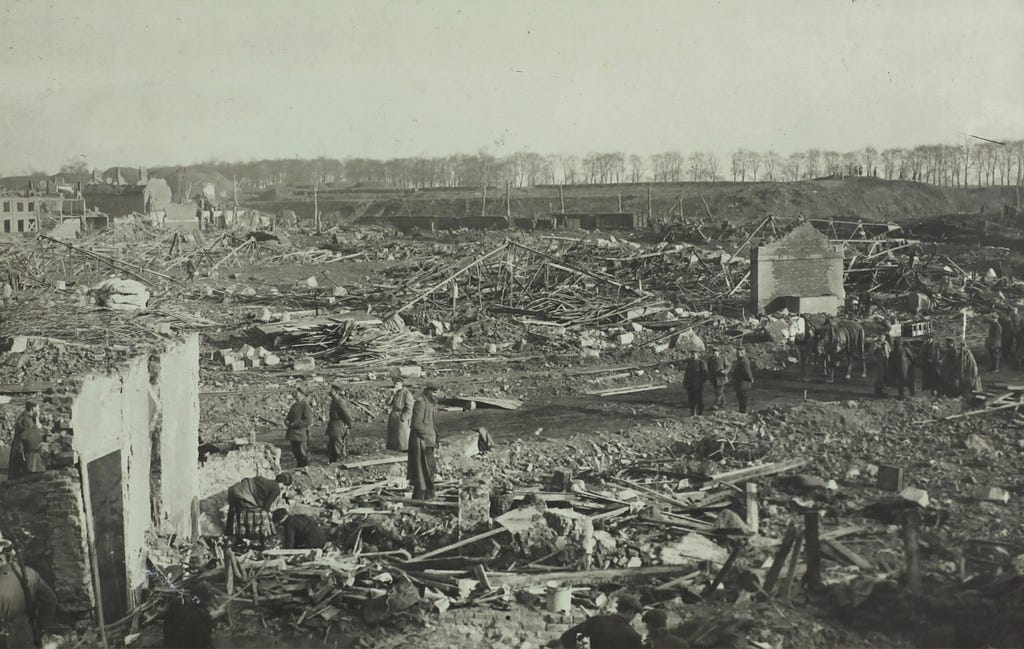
804, 511, 823, 592
225, 544, 235, 595
745, 483, 759, 534
701, 543, 743, 599
902, 509, 921, 596
559, 185, 565, 213
779, 533, 804, 602
762, 525, 798, 596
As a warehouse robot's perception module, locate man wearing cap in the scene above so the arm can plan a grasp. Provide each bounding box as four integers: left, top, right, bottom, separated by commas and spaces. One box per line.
225, 472, 292, 545
284, 388, 313, 468
918, 332, 942, 396
730, 348, 754, 413
386, 376, 415, 452
272, 509, 327, 550
0, 540, 57, 649
940, 338, 961, 397
325, 384, 355, 463
556, 593, 643, 648
706, 346, 730, 411
888, 337, 916, 400
682, 349, 708, 416
8, 402, 44, 480
986, 314, 1002, 371
408, 382, 440, 501
642, 609, 683, 648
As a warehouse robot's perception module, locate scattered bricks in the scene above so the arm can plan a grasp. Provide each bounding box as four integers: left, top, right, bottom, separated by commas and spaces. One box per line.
900, 486, 930, 508
877, 464, 905, 492
616, 332, 635, 346
964, 434, 996, 457
263, 354, 281, 367
543, 509, 595, 568
458, 479, 492, 532
332, 286, 348, 297
973, 486, 1010, 504
292, 357, 316, 372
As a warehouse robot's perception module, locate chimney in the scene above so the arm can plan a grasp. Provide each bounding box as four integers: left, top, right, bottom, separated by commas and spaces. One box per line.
92, 168, 100, 183
115, 168, 123, 185
139, 166, 148, 183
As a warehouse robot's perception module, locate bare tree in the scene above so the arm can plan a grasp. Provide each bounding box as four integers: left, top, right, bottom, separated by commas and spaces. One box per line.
880, 149, 900, 180
628, 155, 646, 182
823, 151, 841, 176
705, 153, 719, 181
763, 151, 781, 181
747, 151, 762, 181
861, 147, 879, 177
730, 150, 746, 181
805, 149, 821, 179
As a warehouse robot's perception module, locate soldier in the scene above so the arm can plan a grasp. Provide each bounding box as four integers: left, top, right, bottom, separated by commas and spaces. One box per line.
986, 315, 1003, 371
682, 349, 708, 416
888, 338, 915, 399
873, 335, 891, 397
919, 333, 942, 396
706, 346, 730, 411
731, 348, 754, 413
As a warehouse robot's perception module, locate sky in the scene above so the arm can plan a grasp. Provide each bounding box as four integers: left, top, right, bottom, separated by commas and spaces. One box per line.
0, 0, 1022, 175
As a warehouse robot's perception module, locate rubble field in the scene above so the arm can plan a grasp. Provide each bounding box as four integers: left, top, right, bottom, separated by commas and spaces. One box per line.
3, 212, 1024, 649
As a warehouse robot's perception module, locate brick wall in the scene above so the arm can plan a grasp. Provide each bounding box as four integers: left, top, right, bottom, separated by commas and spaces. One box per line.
0, 468, 94, 616
752, 222, 845, 314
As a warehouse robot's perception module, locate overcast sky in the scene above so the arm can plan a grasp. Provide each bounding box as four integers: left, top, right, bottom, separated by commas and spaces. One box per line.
1, 0, 1022, 175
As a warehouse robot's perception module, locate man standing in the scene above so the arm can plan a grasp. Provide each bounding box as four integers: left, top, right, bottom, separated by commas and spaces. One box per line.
0, 539, 57, 649
958, 343, 983, 398
683, 349, 708, 416
386, 377, 415, 452
888, 338, 915, 400
873, 335, 892, 397
284, 388, 313, 468
272, 509, 327, 550
225, 473, 292, 545
940, 338, 961, 397
730, 348, 754, 413
706, 346, 729, 411
556, 593, 644, 648
408, 382, 440, 501
986, 315, 1003, 371
919, 333, 942, 396
8, 402, 44, 480
325, 384, 354, 463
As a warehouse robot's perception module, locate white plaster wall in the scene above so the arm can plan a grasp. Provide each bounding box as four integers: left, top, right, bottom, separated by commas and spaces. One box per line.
157, 333, 199, 535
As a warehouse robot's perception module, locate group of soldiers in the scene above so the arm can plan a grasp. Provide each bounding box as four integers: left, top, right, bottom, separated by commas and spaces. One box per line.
681, 346, 755, 415
870, 332, 982, 399
985, 308, 1024, 372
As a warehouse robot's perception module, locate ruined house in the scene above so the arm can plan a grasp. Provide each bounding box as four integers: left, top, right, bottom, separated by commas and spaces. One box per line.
0, 332, 200, 626
751, 221, 845, 315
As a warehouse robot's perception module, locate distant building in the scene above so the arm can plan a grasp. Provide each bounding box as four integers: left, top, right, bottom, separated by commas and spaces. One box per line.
82, 167, 172, 218
1, 178, 85, 235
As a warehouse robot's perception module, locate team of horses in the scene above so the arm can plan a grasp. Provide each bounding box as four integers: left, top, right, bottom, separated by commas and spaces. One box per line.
794, 318, 868, 383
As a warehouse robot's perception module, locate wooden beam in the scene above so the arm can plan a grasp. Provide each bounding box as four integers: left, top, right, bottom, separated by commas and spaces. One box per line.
824, 539, 872, 570
490, 565, 704, 588
710, 457, 807, 484
406, 527, 507, 562
804, 511, 823, 592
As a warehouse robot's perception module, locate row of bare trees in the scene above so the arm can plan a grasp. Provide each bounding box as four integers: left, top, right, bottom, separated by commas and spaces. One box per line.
185, 138, 1024, 190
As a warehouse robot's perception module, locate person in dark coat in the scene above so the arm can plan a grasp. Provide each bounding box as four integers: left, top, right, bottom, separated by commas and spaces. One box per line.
225, 473, 292, 544
730, 348, 754, 413
284, 388, 313, 467
0, 539, 57, 649
940, 338, 961, 397
919, 333, 942, 396
8, 402, 44, 479
272, 509, 327, 549
873, 335, 891, 397
986, 315, 1003, 371
706, 346, 730, 411
682, 349, 708, 416
642, 609, 683, 649
163, 579, 214, 649
408, 382, 440, 501
888, 338, 915, 399
556, 593, 644, 648
325, 384, 354, 463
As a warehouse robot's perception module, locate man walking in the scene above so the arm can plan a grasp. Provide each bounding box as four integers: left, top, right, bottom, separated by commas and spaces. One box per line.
408, 382, 440, 501
8, 402, 44, 480
683, 349, 708, 416
706, 346, 729, 411
0, 539, 57, 649
325, 384, 354, 463
386, 376, 415, 452
284, 388, 313, 468
731, 348, 754, 413
888, 338, 915, 399
225, 473, 292, 545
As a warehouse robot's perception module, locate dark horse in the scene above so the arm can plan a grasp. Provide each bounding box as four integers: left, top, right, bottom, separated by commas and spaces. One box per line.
794, 318, 824, 381
820, 320, 867, 382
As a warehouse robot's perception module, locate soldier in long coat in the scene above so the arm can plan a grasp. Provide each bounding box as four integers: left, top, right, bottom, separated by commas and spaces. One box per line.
386, 377, 415, 451
888, 338, 916, 399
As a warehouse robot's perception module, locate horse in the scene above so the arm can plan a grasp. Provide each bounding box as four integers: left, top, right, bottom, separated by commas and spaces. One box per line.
793, 319, 826, 381
820, 320, 868, 383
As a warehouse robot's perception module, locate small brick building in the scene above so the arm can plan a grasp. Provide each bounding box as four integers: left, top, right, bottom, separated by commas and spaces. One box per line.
751, 222, 845, 315
0, 334, 200, 624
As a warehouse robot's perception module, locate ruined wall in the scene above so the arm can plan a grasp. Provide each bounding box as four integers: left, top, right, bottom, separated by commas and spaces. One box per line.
156, 334, 200, 535
751, 222, 845, 314
0, 469, 93, 614
197, 443, 280, 535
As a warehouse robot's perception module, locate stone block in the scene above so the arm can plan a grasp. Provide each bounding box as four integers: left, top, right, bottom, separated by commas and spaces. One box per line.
238, 344, 257, 358
660, 534, 728, 565
245, 357, 261, 369
616, 332, 635, 346
332, 286, 348, 297
652, 342, 670, 354
264, 354, 281, 367
228, 359, 246, 372
899, 486, 929, 508
292, 357, 316, 372
398, 365, 423, 378
973, 486, 1010, 504
7, 336, 28, 353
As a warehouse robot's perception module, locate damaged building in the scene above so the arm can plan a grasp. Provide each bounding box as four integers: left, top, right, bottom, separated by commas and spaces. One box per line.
0, 333, 200, 626
751, 221, 846, 315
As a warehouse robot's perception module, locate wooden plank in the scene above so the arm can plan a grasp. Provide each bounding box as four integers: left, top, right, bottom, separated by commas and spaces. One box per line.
586, 383, 668, 397
824, 539, 872, 570
453, 396, 523, 410
341, 456, 405, 469
762, 526, 798, 596
804, 512, 823, 592
710, 457, 807, 484
779, 533, 803, 602
406, 527, 507, 562
702, 544, 743, 599
820, 525, 866, 541
489, 565, 704, 588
